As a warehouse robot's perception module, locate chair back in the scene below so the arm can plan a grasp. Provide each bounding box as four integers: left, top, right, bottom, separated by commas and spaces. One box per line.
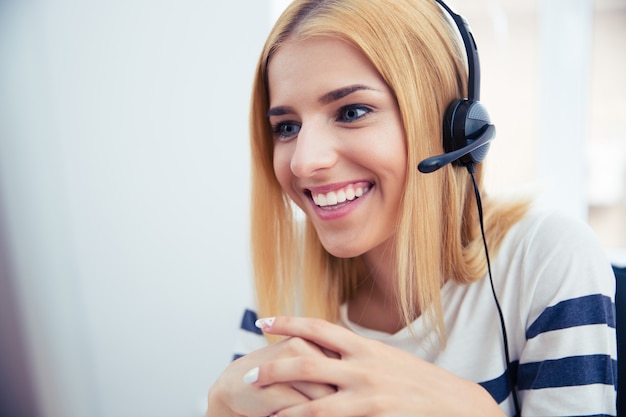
614, 265, 626, 416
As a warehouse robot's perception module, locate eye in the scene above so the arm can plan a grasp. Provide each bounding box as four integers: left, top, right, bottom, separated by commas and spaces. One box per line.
272, 121, 301, 141
337, 105, 371, 123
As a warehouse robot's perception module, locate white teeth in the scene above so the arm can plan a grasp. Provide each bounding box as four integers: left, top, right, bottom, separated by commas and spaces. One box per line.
312, 184, 370, 207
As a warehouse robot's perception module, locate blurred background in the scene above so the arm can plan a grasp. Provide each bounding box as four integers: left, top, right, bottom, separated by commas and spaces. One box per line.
0, 1, 624, 416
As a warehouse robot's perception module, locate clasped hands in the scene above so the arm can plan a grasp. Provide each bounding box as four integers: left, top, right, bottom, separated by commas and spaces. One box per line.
208, 316, 503, 417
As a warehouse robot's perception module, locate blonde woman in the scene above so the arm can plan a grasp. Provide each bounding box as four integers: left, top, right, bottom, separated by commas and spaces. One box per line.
207, 0, 617, 416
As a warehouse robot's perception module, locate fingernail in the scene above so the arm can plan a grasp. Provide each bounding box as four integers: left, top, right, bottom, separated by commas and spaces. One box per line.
255, 317, 275, 330
243, 367, 259, 384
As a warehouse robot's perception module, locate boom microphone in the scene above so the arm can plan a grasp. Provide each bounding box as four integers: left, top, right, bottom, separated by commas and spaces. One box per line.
417, 124, 495, 173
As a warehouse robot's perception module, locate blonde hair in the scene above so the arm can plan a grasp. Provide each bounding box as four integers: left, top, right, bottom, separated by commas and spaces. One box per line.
249, 0, 529, 343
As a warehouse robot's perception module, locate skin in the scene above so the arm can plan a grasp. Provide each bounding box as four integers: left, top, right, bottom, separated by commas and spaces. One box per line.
207, 334, 338, 417
205, 37, 505, 417
270, 37, 407, 264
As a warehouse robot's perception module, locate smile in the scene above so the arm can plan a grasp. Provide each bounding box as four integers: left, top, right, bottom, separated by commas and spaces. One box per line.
310, 183, 371, 208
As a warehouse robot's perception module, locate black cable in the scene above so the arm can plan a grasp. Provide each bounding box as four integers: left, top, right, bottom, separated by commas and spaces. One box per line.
467, 163, 521, 417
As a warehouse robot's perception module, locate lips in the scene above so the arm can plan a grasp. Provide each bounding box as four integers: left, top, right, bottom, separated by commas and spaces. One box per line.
308, 182, 372, 207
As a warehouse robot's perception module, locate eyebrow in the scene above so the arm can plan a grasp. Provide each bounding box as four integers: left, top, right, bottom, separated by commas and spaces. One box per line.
266, 84, 378, 117
319, 85, 377, 105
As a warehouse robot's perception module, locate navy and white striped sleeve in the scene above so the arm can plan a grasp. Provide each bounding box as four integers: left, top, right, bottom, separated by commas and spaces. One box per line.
516, 211, 617, 416
232, 308, 269, 361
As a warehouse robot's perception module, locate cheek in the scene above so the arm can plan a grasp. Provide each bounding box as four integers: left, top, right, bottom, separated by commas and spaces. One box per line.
272, 146, 293, 192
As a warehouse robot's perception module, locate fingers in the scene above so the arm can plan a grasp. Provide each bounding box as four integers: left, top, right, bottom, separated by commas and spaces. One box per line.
212, 361, 312, 417
245, 355, 347, 388
245, 382, 312, 415
237, 317, 362, 415
256, 316, 360, 357
243, 357, 341, 415
273, 392, 368, 417
243, 359, 339, 412
292, 381, 338, 400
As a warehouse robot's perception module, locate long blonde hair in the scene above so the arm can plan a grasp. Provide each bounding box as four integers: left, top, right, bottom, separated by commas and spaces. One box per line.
249, 0, 528, 342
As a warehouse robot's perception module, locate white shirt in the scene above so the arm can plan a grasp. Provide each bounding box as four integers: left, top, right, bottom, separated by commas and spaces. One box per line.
234, 210, 617, 416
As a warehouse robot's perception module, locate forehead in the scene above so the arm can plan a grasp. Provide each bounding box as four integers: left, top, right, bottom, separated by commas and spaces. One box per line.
267, 37, 388, 103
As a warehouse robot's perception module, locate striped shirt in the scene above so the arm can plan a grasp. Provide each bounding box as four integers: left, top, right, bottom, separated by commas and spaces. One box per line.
233, 210, 617, 416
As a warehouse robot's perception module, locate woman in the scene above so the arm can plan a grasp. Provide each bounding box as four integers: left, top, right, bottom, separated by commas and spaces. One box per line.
207, 0, 617, 416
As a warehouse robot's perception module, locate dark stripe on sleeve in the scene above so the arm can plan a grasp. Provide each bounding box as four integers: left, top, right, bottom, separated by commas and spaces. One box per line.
479, 361, 519, 404
526, 294, 615, 340
241, 308, 263, 335
232, 353, 244, 361
518, 354, 617, 390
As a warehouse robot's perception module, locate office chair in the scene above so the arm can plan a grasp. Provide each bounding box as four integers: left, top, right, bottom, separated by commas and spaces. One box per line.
614, 265, 626, 416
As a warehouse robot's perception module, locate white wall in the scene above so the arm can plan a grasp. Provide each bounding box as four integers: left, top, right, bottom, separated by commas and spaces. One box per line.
0, 1, 268, 416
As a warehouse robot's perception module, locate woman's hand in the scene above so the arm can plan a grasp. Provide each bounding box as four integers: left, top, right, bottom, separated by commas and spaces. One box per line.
206, 332, 338, 417
248, 316, 506, 417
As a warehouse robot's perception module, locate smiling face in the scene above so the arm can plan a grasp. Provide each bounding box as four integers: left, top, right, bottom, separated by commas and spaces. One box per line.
268, 37, 407, 259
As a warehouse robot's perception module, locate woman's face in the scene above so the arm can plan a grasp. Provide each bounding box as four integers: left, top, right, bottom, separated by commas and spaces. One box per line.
268, 37, 407, 258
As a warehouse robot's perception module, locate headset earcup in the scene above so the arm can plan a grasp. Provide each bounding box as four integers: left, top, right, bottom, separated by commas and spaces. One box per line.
442, 99, 492, 166
442, 99, 465, 155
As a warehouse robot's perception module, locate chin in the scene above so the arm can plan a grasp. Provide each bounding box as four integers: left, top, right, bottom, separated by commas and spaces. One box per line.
320, 242, 365, 259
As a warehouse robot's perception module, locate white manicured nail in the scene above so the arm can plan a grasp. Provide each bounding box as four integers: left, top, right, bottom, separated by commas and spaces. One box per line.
255, 317, 275, 329
243, 367, 259, 384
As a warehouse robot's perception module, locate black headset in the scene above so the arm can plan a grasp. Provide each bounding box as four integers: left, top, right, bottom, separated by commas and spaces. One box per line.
417, 0, 495, 174
419, 2, 522, 415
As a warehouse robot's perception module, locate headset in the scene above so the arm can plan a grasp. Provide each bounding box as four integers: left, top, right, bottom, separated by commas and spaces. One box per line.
417, 0, 495, 174
419, 2, 522, 415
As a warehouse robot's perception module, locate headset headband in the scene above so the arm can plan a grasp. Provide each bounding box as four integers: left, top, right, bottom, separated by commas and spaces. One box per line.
434, 0, 481, 101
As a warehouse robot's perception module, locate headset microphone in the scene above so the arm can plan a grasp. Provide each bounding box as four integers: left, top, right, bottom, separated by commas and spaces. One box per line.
418, 124, 495, 173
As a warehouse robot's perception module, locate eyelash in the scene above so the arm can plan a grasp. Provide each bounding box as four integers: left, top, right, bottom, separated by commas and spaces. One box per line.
271, 104, 372, 141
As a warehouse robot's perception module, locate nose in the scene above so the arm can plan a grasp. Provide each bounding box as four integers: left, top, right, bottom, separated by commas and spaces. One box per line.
289, 122, 337, 178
